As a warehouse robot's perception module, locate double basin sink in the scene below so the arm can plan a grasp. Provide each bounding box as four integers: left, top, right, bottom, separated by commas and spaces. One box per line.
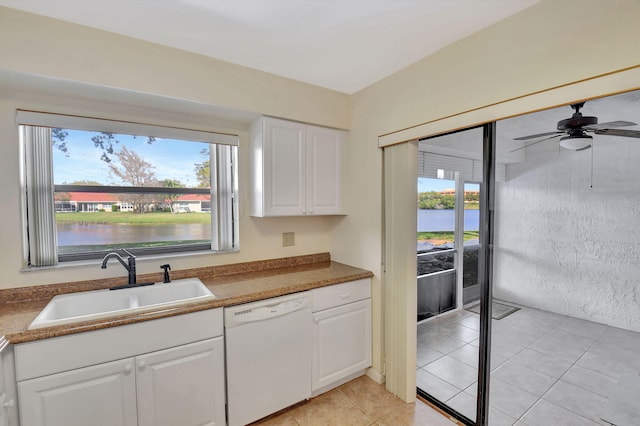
28, 278, 215, 330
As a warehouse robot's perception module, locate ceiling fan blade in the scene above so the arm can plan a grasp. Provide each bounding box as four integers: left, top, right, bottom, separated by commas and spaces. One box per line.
510, 134, 562, 153
584, 120, 638, 130
594, 128, 640, 138
513, 131, 562, 141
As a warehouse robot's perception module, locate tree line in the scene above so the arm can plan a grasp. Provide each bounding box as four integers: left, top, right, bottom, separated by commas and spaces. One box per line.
106, 146, 190, 213
418, 191, 479, 209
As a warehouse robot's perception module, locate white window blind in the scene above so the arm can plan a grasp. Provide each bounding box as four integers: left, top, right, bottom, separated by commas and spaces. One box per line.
23, 126, 58, 266
418, 151, 505, 182
210, 144, 238, 251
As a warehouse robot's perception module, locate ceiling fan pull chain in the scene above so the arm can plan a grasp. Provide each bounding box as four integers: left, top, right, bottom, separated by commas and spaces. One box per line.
591, 144, 595, 189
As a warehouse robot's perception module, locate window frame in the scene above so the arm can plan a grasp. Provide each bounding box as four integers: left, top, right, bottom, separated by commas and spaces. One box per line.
18, 110, 240, 267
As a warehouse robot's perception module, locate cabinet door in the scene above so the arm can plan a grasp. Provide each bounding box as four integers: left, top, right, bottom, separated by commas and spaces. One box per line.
312, 299, 372, 392
306, 125, 343, 215
0, 393, 9, 426
136, 337, 225, 426
263, 118, 307, 215
18, 358, 137, 426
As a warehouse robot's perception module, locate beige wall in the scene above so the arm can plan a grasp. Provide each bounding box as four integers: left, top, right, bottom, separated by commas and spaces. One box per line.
0, 7, 349, 129
332, 0, 640, 399
0, 6, 350, 289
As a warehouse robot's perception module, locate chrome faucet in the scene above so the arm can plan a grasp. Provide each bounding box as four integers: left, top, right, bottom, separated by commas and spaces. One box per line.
101, 249, 137, 285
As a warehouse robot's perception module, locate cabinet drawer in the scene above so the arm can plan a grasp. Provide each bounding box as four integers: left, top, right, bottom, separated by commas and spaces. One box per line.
312, 279, 371, 312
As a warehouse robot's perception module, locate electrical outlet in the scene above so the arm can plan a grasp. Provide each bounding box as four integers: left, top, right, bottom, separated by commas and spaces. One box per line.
282, 232, 295, 247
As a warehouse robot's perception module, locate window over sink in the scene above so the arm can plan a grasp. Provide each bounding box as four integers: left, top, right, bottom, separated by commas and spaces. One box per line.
19, 111, 239, 266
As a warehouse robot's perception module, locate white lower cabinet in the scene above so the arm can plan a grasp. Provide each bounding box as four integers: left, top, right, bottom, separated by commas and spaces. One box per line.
311, 279, 372, 395
18, 337, 224, 426
136, 338, 225, 426
12, 282, 373, 425
0, 340, 17, 426
18, 358, 137, 426
0, 393, 9, 426
16, 309, 225, 426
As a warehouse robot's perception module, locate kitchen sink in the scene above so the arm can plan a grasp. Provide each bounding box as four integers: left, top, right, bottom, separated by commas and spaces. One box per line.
28, 278, 215, 330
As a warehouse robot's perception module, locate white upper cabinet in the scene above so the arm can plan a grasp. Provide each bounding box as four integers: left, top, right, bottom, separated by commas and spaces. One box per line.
251, 117, 344, 216
306, 125, 343, 215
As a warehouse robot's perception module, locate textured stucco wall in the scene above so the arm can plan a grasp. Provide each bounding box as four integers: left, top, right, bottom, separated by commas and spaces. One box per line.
494, 111, 640, 332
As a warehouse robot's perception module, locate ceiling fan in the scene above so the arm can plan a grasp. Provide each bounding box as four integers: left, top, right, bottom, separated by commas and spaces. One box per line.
511, 102, 640, 153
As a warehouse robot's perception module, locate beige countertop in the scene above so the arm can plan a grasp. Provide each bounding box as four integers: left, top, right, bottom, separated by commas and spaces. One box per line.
0, 253, 373, 344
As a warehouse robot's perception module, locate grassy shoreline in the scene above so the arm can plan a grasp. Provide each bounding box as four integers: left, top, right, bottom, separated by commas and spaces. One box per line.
418, 204, 479, 211
417, 231, 479, 242
56, 211, 210, 225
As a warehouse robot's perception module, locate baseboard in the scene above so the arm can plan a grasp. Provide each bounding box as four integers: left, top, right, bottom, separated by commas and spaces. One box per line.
311, 370, 367, 397
366, 367, 385, 384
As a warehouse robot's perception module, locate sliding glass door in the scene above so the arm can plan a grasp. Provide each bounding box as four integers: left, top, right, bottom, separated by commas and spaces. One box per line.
410, 89, 640, 426
416, 125, 492, 425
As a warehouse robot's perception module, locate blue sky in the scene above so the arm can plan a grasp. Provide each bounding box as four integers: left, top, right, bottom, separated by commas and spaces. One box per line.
54, 131, 480, 192
418, 178, 480, 193
53, 129, 208, 186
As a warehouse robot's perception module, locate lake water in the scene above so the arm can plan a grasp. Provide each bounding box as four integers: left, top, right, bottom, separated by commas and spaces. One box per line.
57, 211, 474, 247
57, 223, 210, 247
418, 209, 479, 232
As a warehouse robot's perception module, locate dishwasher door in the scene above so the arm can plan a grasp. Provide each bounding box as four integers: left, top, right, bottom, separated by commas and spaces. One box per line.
225, 292, 312, 426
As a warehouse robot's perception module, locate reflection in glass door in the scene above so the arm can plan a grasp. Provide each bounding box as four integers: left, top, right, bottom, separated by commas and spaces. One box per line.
417, 177, 457, 321
462, 182, 481, 304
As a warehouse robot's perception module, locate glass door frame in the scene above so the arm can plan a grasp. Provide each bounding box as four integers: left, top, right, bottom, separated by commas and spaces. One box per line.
457, 180, 482, 307
475, 122, 496, 426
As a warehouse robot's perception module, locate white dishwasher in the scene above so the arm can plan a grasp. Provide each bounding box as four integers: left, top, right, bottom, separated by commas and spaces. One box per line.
225, 292, 312, 426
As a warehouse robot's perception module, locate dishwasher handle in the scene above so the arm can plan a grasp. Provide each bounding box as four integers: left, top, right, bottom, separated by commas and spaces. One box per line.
225, 295, 310, 327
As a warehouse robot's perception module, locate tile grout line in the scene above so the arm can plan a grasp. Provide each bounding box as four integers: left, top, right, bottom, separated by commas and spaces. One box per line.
479, 314, 565, 424
514, 321, 611, 423
500, 313, 575, 423
335, 388, 380, 423
418, 307, 627, 425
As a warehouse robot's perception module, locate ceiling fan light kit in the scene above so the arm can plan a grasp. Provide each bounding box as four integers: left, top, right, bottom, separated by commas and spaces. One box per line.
559, 133, 593, 150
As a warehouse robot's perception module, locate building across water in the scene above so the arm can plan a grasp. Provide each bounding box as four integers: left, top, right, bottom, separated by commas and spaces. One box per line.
54, 192, 211, 213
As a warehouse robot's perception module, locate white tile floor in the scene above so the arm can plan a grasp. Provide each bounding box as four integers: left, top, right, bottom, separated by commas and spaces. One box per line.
416, 302, 640, 425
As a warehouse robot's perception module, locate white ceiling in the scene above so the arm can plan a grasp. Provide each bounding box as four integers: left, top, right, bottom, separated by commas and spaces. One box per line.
0, 0, 539, 94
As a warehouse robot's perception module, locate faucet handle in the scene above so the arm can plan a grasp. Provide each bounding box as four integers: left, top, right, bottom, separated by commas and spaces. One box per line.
160, 264, 171, 283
